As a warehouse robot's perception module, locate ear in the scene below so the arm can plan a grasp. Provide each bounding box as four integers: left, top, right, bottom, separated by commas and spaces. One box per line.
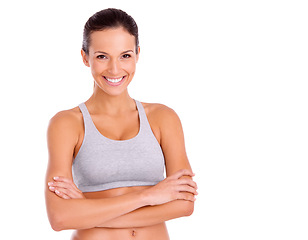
136, 46, 140, 63
81, 49, 90, 67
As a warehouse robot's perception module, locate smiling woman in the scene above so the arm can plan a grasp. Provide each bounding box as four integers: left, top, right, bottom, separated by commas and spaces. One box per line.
81, 28, 139, 94
45, 8, 197, 240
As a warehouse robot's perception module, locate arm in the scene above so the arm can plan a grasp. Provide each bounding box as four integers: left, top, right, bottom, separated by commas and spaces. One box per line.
96, 105, 197, 228
45, 110, 195, 231
48, 170, 197, 229
99, 199, 194, 228
45, 111, 149, 231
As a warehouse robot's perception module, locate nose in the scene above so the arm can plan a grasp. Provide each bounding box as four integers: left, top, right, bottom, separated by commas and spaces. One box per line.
107, 59, 121, 75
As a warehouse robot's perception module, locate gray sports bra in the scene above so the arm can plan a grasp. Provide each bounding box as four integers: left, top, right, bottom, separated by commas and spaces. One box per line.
72, 99, 165, 192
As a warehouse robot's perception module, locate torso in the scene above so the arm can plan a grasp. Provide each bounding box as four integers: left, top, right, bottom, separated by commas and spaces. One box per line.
71, 186, 169, 240
72, 101, 161, 159
69, 101, 169, 240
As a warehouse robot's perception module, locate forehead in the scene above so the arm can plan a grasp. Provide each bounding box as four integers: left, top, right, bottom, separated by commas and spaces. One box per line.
89, 28, 135, 54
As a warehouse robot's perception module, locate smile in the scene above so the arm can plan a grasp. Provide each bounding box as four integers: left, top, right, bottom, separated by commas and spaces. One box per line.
103, 76, 126, 86
104, 76, 124, 83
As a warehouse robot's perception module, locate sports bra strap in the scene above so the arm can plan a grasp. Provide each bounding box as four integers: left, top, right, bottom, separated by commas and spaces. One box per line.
78, 102, 97, 135
78, 99, 152, 140
73, 99, 165, 192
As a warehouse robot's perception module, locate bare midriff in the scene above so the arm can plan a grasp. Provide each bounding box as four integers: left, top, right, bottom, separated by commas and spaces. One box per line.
71, 186, 170, 240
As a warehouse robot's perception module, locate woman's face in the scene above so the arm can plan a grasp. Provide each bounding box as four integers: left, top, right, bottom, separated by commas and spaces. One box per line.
82, 27, 139, 96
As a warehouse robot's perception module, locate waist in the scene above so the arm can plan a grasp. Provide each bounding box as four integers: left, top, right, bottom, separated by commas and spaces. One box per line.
72, 186, 169, 240
72, 223, 169, 240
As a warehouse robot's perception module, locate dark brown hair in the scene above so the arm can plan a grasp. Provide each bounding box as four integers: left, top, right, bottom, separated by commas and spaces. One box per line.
82, 8, 139, 55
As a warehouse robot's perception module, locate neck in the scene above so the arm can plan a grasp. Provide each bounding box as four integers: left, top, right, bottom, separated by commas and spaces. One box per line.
86, 86, 135, 115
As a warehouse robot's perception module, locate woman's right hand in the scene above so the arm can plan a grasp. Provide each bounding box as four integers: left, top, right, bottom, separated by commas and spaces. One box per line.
142, 169, 198, 206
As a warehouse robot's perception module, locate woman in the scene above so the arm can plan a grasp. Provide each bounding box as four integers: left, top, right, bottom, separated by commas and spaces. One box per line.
45, 8, 197, 240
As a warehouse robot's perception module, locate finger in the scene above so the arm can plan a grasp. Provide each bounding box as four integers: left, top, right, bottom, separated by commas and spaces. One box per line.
53, 176, 80, 192
62, 187, 84, 199
177, 179, 198, 189
177, 185, 198, 195
49, 181, 74, 190
56, 186, 82, 199
56, 186, 81, 199
51, 178, 82, 194
55, 189, 71, 199
48, 186, 56, 192
49, 182, 81, 199
53, 185, 84, 199
170, 169, 195, 180
176, 192, 197, 202
53, 176, 73, 184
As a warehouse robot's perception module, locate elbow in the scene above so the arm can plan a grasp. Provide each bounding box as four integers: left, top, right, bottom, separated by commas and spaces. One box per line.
185, 202, 195, 216
50, 220, 62, 232
49, 212, 69, 232
181, 200, 195, 217
49, 215, 65, 232
51, 224, 63, 232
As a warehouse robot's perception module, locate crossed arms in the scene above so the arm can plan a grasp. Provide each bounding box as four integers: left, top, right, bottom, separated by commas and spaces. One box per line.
45, 104, 198, 231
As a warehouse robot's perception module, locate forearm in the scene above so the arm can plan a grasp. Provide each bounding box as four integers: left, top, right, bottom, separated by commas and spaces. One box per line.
47, 189, 146, 231
98, 199, 194, 228
98, 175, 196, 228
46, 170, 197, 231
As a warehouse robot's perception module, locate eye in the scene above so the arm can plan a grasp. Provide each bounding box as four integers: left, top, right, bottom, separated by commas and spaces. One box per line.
97, 55, 107, 59
122, 54, 131, 59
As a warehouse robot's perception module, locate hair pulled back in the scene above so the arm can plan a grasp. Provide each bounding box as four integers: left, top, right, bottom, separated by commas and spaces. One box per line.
82, 8, 139, 55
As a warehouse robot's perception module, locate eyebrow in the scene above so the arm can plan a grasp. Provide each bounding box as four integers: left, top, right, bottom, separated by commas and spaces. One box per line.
94, 50, 134, 55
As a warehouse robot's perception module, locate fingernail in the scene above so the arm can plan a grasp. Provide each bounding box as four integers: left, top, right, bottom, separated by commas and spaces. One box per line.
48, 182, 53, 186
55, 190, 60, 194
53, 176, 59, 180
49, 186, 55, 191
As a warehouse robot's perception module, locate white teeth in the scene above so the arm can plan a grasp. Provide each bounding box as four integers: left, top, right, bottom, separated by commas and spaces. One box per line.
105, 77, 123, 83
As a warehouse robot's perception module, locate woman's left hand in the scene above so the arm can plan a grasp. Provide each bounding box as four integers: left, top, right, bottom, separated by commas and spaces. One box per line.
47, 177, 85, 199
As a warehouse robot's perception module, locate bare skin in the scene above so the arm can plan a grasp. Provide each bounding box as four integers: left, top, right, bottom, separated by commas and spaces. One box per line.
73, 187, 170, 240
45, 27, 197, 239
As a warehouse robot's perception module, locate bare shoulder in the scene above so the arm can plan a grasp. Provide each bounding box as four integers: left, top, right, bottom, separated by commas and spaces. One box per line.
140, 102, 181, 128
47, 106, 83, 138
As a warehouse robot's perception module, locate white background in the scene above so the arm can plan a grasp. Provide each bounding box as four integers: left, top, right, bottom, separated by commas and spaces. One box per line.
1, 0, 307, 239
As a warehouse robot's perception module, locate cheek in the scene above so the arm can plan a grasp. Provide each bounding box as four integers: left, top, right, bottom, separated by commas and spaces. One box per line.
90, 61, 104, 74
125, 62, 137, 75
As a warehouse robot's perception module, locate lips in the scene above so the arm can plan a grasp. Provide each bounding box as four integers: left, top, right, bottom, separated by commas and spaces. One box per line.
104, 76, 124, 83
103, 76, 126, 86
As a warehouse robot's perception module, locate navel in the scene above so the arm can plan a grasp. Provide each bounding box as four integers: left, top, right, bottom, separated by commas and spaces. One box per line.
132, 229, 136, 237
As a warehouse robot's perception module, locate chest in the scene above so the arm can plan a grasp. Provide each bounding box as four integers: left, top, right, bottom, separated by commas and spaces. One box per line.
72, 100, 165, 192
91, 111, 140, 141
75, 111, 161, 158
72, 135, 165, 192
